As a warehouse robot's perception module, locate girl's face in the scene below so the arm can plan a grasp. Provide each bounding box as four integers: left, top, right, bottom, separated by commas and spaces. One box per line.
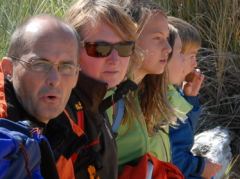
167, 34, 185, 85
137, 13, 172, 76
79, 20, 132, 88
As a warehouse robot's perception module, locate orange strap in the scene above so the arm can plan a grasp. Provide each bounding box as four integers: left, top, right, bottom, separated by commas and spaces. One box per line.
64, 109, 84, 137
0, 63, 7, 118
56, 110, 85, 179
56, 156, 75, 179
77, 111, 84, 131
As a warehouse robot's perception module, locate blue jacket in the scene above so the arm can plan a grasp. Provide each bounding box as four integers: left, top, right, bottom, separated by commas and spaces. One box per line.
0, 119, 43, 179
170, 95, 205, 179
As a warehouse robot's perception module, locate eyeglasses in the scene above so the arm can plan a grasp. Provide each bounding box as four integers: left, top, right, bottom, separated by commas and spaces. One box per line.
82, 41, 135, 58
11, 57, 80, 76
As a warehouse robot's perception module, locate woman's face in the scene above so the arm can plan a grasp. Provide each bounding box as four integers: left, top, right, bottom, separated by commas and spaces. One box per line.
137, 13, 172, 75
79, 21, 131, 88
167, 34, 185, 85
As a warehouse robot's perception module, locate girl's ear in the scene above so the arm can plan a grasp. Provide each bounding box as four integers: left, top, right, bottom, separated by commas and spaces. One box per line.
1, 57, 13, 77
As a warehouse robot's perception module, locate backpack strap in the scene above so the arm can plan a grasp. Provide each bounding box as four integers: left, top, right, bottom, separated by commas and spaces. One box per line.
99, 79, 137, 112
99, 80, 137, 134
146, 160, 154, 179
111, 98, 125, 133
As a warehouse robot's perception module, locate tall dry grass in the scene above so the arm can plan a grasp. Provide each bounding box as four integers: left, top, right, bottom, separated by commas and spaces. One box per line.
224, 155, 240, 178
0, 0, 71, 57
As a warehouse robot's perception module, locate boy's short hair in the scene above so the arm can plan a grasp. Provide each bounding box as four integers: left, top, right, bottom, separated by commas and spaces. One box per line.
168, 16, 201, 52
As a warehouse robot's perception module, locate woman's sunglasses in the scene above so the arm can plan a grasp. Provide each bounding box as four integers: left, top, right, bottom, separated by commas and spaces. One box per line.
82, 41, 135, 58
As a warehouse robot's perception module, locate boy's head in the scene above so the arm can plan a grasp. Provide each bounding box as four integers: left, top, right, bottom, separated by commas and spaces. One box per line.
168, 16, 201, 77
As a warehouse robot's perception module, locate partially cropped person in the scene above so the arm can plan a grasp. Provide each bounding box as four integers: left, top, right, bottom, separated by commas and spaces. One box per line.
106, 1, 184, 178
45, 0, 139, 178
0, 14, 80, 179
168, 16, 222, 179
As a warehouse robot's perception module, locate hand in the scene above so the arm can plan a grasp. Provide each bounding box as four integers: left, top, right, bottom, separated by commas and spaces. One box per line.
201, 160, 222, 179
183, 69, 204, 96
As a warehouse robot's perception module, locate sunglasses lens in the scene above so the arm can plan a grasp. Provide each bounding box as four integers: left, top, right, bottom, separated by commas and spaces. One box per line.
84, 42, 111, 57
84, 41, 135, 58
96, 45, 112, 57
115, 42, 135, 57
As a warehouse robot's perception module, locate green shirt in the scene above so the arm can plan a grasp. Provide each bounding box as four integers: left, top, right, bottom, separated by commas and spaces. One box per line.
168, 84, 193, 121
106, 94, 171, 169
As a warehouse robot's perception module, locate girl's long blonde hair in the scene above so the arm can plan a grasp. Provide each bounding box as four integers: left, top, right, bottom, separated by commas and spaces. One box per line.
126, 1, 175, 134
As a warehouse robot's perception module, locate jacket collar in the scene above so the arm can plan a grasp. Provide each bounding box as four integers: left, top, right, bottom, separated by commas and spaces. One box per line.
73, 71, 108, 112
3, 78, 46, 127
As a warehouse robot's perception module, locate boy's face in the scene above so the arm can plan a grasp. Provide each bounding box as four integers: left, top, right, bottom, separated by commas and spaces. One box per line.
183, 46, 200, 78
167, 35, 185, 86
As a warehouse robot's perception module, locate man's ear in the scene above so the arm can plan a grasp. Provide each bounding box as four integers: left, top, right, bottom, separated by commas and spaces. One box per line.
1, 57, 13, 77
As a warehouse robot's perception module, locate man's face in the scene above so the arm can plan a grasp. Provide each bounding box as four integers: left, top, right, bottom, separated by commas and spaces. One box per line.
137, 13, 172, 75
12, 30, 79, 123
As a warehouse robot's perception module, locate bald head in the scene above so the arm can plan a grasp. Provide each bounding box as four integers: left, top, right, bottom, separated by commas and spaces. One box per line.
2, 14, 81, 123
7, 14, 80, 60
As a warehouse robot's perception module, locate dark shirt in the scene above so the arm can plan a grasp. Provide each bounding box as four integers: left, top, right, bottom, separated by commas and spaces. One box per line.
48, 71, 118, 179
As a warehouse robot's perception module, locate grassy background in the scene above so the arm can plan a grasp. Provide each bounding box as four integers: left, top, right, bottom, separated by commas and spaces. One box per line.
1, 0, 240, 176
158, 0, 240, 128
0, 0, 72, 57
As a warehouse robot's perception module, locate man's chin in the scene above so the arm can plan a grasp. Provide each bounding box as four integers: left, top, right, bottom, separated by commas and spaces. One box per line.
36, 109, 63, 123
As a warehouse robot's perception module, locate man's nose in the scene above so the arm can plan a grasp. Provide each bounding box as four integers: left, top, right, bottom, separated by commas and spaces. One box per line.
46, 66, 61, 87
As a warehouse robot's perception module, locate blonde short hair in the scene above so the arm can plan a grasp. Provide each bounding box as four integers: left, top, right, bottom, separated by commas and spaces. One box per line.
65, 0, 141, 75
168, 16, 201, 53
